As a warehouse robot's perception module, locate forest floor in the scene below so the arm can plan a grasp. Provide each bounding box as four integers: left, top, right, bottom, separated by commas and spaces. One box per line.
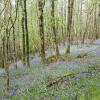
0, 39, 100, 100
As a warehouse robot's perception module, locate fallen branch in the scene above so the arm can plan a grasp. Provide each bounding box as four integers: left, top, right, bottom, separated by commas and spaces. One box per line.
47, 73, 77, 87
47, 65, 100, 87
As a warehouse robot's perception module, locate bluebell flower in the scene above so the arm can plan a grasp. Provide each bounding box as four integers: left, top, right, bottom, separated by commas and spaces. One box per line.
56, 95, 58, 100
11, 90, 17, 95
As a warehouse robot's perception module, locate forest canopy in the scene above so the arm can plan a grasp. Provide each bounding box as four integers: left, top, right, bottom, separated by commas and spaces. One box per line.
0, 0, 100, 66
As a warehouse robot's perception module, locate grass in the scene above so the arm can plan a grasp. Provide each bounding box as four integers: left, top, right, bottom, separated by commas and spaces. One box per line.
0, 44, 100, 99
7, 62, 100, 100
24, 67, 100, 100
22, 71, 99, 100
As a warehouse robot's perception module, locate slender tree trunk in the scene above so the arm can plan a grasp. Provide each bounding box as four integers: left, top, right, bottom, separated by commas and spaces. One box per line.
38, 0, 46, 63
82, 3, 89, 44
2, 37, 6, 68
98, 4, 100, 38
22, 16, 26, 65
6, 28, 10, 91
23, 0, 30, 66
16, 1, 20, 65
64, 0, 67, 45
66, 0, 74, 54
51, 0, 59, 56
4, 0, 10, 91
94, 4, 98, 39
11, 18, 17, 69
80, 0, 83, 43
21, 0, 26, 65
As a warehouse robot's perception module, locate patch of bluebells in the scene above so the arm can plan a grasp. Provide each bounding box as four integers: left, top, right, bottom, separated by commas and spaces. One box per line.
10, 90, 17, 96
96, 83, 100, 87
0, 90, 18, 98
0, 85, 5, 89
0, 94, 6, 97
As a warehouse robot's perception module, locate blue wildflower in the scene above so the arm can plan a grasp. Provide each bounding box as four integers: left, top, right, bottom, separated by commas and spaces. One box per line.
56, 95, 58, 100
11, 90, 17, 95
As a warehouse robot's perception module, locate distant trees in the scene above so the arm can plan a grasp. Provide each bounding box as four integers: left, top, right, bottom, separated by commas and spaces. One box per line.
0, 0, 100, 67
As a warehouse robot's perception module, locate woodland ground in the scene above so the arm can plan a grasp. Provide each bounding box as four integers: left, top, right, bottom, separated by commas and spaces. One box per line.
0, 39, 100, 100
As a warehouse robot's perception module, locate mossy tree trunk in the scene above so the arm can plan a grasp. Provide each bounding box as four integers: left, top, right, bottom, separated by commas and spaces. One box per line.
38, 0, 46, 63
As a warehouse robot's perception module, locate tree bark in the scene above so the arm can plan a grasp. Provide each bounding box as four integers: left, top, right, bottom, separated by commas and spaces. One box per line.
66, 0, 74, 53
23, 0, 30, 66
51, 0, 59, 56
38, 0, 46, 63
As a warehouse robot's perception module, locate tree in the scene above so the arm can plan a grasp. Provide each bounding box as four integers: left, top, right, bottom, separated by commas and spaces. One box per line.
66, 0, 74, 53
21, 0, 26, 65
23, 0, 30, 66
38, 0, 46, 63
51, 0, 59, 56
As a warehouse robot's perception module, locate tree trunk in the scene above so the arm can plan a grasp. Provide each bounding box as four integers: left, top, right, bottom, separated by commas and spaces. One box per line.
66, 0, 74, 54
38, 0, 46, 63
51, 0, 59, 56
23, 0, 30, 66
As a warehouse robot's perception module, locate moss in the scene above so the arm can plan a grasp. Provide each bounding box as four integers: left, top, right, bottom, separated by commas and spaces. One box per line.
46, 55, 72, 64
76, 53, 88, 58
58, 55, 72, 61
46, 55, 57, 64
